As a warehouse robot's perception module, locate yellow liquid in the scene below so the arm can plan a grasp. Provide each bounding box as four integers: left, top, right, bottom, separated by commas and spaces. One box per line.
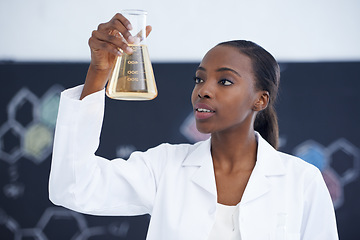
106, 45, 158, 100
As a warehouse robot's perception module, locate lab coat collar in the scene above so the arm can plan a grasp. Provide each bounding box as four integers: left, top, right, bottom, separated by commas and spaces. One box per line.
182, 138, 217, 196
241, 132, 286, 204
182, 132, 286, 203
255, 132, 286, 177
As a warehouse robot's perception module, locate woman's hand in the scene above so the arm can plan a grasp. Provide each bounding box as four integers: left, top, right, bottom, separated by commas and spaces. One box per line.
80, 13, 152, 99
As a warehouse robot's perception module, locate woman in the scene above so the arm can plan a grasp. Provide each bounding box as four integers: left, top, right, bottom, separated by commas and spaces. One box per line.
49, 13, 338, 239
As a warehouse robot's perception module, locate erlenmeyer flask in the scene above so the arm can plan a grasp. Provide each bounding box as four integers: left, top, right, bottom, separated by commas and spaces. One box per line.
106, 9, 157, 100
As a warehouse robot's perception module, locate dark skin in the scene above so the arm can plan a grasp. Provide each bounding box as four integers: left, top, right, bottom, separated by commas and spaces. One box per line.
81, 14, 269, 206
192, 45, 269, 205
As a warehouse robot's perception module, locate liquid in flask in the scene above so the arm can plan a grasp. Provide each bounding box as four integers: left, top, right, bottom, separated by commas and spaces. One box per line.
106, 44, 158, 100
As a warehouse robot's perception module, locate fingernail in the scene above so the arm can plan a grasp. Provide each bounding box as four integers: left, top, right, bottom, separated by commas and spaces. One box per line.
133, 37, 141, 45
126, 47, 133, 54
128, 36, 134, 43
127, 24, 133, 30
114, 49, 122, 56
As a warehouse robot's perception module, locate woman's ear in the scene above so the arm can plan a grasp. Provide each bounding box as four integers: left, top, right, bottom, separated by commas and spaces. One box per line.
252, 91, 270, 111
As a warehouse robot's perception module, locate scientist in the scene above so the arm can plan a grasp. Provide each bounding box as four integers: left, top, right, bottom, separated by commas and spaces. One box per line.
49, 13, 338, 240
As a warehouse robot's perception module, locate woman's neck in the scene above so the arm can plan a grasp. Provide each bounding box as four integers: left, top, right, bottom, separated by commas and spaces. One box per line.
210, 128, 257, 173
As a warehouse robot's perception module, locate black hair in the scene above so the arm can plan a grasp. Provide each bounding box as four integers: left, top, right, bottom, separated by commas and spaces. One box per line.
217, 40, 280, 149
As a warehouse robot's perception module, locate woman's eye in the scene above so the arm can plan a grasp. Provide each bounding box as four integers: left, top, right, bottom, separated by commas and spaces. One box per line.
219, 79, 233, 86
194, 77, 204, 84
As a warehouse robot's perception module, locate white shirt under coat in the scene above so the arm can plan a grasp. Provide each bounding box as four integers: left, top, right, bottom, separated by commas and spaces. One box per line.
48, 85, 339, 240
208, 203, 241, 240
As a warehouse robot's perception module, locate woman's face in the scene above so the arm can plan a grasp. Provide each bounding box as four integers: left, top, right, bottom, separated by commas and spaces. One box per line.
191, 45, 262, 134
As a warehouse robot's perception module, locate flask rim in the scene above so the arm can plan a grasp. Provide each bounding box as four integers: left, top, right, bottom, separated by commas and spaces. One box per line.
121, 9, 147, 15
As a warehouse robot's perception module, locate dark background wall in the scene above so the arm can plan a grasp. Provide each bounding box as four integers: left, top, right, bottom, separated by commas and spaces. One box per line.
0, 62, 359, 239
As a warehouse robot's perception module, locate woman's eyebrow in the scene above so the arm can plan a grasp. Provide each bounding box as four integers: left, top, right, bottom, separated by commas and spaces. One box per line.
216, 67, 241, 77
197, 66, 206, 72
196, 66, 241, 77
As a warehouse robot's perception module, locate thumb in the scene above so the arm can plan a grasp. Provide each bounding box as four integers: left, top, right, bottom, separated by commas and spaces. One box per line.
146, 25, 152, 37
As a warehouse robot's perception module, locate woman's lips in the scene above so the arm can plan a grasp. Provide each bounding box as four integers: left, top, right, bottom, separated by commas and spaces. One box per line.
194, 103, 216, 120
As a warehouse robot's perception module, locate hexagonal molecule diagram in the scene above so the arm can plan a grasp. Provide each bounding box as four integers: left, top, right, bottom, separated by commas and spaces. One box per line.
294, 138, 360, 209
37, 207, 88, 239
0, 85, 133, 240
0, 208, 20, 240
0, 206, 131, 240
0, 85, 64, 199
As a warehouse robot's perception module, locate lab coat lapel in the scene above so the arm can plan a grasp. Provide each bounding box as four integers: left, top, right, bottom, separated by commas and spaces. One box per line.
241, 133, 286, 205
182, 139, 217, 197
181, 133, 286, 203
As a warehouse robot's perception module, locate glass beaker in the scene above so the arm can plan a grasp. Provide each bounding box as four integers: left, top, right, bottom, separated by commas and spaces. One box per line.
106, 9, 158, 100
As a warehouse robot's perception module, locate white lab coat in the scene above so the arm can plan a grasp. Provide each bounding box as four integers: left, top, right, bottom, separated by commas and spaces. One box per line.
49, 85, 338, 240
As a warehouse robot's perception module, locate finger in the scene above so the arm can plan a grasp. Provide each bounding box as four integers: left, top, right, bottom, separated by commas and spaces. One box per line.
97, 21, 132, 44
109, 29, 127, 44
145, 25, 152, 37
112, 13, 132, 31
89, 35, 123, 57
97, 14, 134, 44
112, 13, 136, 43
89, 30, 133, 55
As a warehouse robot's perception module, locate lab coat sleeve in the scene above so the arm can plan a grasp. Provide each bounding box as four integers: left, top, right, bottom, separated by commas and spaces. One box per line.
49, 85, 163, 216
301, 167, 339, 240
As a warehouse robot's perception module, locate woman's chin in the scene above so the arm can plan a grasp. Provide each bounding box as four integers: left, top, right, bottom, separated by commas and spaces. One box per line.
195, 125, 213, 135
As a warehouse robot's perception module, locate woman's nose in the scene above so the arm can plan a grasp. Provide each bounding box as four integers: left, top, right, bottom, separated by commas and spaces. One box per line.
197, 83, 213, 99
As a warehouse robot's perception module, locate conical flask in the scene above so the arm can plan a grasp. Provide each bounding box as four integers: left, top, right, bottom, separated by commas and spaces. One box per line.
106, 10, 157, 100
